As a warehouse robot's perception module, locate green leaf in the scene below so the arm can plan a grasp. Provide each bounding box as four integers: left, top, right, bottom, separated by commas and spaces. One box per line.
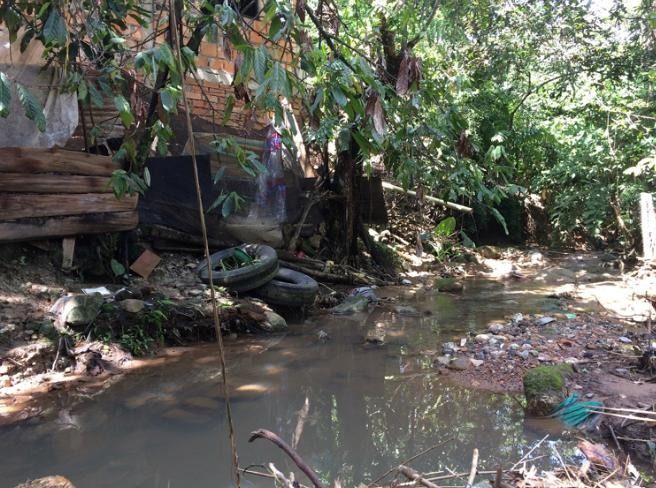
16, 84, 46, 132
460, 230, 476, 248
264, 62, 291, 98
43, 9, 67, 45
490, 208, 509, 235
87, 82, 104, 108
207, 192, 228, 213
269, 15, 285, 41
110, 258, 126, 277
223, 95, 235, 124
213, 166, 226, 184
0, 72, 11, 118
159, 86, 180, 113
253, 46, 267, 84
434, 216, 456, 237
331, 87, 348, 107
222, 193, 235, 217
114, 95, 134, 127
156, 44, 176, 71
234, 49, 253, 85
77, 79, 88, 101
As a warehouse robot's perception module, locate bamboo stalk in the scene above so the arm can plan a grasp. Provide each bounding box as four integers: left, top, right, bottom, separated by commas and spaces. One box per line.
382, 181, 473, 213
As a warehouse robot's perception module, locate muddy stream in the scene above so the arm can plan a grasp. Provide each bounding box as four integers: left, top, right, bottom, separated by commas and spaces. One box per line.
0, 257, 616, 487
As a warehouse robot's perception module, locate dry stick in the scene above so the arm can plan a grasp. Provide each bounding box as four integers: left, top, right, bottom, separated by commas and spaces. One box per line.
291, 397, 310, 450
368, 439, 452, 487
608, 424, 622, 452
465, 449, 479, 488
509, 434, 549, 471
397, 465, 441, 488
588, 410, 656, 423
169, 4, 240, 487
249, 429, 325, 488
287, 192, 325, 252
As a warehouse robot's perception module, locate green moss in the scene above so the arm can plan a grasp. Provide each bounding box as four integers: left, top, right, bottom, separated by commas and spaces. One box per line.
523, 364, 573, 398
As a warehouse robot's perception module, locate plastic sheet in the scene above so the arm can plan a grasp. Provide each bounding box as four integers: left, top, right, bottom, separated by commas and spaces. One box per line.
250, 128, 287, 223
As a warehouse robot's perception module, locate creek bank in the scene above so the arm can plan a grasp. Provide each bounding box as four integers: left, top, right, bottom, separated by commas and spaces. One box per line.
430, 308, 656, 466
0, 246, 294, 425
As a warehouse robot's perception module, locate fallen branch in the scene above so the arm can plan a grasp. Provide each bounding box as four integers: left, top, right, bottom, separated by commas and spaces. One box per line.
281, 260, 392, 286
465, 448, 479, 488
382, 181, 473, 213
249, 429, 325, 488
398, 465, 441, 488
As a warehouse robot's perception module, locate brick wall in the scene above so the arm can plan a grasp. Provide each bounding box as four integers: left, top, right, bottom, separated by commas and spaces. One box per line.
125, 13, 298, 135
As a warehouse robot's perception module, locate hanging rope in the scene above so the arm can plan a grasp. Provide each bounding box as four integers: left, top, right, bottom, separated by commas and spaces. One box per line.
169, 2, 241, 486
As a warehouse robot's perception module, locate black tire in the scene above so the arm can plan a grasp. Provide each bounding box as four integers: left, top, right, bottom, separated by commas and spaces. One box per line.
251, 267, 318, 307
196, 244, 279, 293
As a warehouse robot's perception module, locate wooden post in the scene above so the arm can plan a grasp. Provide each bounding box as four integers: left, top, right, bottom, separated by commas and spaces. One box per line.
62, 238, 76, 270
640, 193, 656, 261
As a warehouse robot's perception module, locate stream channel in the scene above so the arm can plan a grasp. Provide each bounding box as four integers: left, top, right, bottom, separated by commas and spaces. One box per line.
0, 258, 612, 487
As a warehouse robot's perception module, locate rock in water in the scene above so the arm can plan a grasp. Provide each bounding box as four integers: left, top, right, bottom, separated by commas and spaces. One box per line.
330, 295, 369, 314
14, 476, 75, 488
394, 305, 419, 316
365, 323, 386, 345
261, 311, 288, 332
523, 364, 573, 416
433, 277, 464, 293
448, 357, 471, 371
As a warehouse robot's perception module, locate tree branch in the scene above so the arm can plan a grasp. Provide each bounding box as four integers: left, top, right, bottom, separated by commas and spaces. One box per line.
249, 429, 325, 488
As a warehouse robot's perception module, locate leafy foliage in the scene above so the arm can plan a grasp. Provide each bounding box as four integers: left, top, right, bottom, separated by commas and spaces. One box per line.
1, 0, 654, 252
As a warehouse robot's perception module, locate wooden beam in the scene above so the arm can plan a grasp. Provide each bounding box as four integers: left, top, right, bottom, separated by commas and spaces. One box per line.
381, 181, 473, 213
0, 173, 113, 193
0, 193, 138, 221
0, 147, 120, 176
62, 238, 76, 270
0, 211, 138, 241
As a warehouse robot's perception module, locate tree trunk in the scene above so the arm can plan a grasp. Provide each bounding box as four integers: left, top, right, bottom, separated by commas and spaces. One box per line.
326, 139, 362, 263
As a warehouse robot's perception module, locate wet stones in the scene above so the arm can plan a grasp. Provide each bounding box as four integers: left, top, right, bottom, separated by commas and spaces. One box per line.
261, 311, 288, 332
394, 305, 420, 316
330, 295, 369, 314
448, 357, 472, 371
365, 323, 386, 345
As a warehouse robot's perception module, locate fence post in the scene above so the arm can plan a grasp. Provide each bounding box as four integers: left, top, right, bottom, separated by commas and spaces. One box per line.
641, 192, 656, 261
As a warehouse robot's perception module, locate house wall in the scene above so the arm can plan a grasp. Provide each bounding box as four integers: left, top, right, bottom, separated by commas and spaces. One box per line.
125, 13, 298, 135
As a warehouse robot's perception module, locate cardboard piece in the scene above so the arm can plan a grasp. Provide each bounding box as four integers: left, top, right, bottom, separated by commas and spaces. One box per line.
129, 249, 161, 279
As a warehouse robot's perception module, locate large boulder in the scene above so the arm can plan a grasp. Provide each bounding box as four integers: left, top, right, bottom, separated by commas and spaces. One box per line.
14, 476, 75, 488
49, 294, 104, 331
523, 364, 573, 416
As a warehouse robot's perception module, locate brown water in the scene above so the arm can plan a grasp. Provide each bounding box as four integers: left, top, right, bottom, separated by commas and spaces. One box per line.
0, 277, 596, 488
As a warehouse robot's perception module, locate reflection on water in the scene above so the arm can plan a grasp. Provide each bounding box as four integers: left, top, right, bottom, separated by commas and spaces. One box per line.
0, 279, 582, 487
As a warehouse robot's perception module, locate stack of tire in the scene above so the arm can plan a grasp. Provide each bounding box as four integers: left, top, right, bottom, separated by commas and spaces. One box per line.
196, 244, 318, 307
